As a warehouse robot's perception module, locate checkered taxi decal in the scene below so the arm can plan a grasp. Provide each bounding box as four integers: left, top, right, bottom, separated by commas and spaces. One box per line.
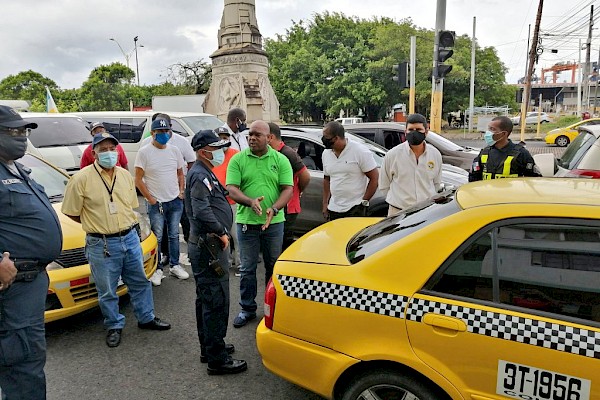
277, 275, 408, 318
276, 275, 600, 360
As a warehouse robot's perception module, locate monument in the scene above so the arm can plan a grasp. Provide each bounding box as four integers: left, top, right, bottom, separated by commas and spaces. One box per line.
203, 0, 280, 123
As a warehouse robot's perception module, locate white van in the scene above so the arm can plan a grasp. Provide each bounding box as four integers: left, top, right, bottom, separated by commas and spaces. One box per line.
71, 111, 224, 175
23, 113, 92, 175
335, 117, 363, 125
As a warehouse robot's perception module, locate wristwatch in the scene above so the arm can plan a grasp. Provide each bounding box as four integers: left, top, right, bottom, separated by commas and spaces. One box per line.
361, 199, 370, 207
271, 207, 279, 216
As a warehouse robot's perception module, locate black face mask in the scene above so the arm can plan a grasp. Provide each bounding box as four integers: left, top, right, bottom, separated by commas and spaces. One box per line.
0, 135, 27, 161
237, 121, 247, 133
322, 136, 335, 149
406, 130, 426, 146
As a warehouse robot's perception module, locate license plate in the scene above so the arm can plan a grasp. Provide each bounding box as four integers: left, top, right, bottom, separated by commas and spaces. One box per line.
497, 360, 591, 400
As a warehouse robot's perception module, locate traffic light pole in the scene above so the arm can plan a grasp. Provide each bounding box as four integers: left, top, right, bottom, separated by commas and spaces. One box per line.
409, 36, 416, 114
430, 0, 446, 133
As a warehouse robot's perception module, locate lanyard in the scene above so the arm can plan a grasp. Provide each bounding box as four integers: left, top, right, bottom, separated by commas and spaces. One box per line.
94, 165, 117, 202
231, 133, 241, 149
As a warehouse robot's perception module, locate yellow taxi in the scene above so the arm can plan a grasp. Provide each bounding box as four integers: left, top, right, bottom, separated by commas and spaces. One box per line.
545, 118, 600, 147
257, 178, 600, 400
19, 154, 158, 323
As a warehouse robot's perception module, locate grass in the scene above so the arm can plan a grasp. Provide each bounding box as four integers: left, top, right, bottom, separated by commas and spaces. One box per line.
446, 115, 583, 134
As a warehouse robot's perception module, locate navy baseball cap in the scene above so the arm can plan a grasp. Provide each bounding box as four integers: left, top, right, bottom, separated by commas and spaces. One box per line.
92, 132, 119, 148
0, 106, 38, 129
191, 130, 230, 151
151, 118, 170, 131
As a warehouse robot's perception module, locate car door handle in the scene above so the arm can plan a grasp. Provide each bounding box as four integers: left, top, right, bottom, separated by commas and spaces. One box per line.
422, 313, 467, 332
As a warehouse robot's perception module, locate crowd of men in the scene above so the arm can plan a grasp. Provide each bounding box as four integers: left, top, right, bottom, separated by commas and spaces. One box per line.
0, 104, 542, 398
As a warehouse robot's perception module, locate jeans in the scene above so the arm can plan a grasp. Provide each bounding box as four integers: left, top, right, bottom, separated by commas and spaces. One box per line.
282, 212, 298, 251
237, 222, 284, 314
148, 198, 184, 269
189, 238, 230, 366
160, 210, 190, 259
85, 230, 155, 329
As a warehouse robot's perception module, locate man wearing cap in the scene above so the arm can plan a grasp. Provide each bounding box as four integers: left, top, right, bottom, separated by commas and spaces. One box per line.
80, 122, 128, 170
63, 132, 171, 347
223, 107, 249, 151
135, 118, 189, 286
186, 130, 247, 375
0, 105, 62, 399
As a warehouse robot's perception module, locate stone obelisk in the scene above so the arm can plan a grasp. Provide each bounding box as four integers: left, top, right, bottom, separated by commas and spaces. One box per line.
203, 0, 280, 123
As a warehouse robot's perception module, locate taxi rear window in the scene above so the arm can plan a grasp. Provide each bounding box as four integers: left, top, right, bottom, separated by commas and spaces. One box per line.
347, 193, 460, 264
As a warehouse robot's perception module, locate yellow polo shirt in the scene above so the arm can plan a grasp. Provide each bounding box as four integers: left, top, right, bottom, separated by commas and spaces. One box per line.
62, 162, 139, 235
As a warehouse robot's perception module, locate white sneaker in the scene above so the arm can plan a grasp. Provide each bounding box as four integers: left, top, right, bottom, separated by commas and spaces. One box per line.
169, 265, 189, 280
149, 269, 164, 286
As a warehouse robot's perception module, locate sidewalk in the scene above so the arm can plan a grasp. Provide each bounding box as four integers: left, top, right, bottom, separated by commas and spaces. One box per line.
440, 130, 546, 141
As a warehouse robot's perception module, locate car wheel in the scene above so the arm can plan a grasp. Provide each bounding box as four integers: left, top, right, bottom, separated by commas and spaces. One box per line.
555, 135, 570, 147
340, 369, 443, 400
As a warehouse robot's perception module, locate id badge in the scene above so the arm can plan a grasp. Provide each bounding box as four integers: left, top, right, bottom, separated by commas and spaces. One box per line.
108, 202, 118, 214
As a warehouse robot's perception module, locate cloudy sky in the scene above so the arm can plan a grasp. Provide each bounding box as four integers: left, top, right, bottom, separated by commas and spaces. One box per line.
1, 0, 591, 89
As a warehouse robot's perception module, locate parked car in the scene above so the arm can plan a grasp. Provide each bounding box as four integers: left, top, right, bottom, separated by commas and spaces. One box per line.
510, 112, 551, 125
22, 113, 92, 175
544, 118, 600, 147
257, 177, 600, 400
554, 125, 600, 178
279, 126, 468, 235
344, 122, 480, 170
17, 153, 158, 323
71, 111, 224, 175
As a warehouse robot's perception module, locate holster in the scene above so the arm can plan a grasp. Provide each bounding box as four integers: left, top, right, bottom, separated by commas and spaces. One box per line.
14, 260, 45, 282
188, 234, 226, 277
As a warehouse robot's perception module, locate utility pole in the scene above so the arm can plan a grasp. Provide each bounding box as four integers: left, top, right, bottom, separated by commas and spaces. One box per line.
582, 5, 594, 112
468, 16, 476, 134
519, 0, 544, 143
430, 0, 446, 132
578, 38, 582, 116
594, 46, 600, 115
409, 36, 416, 114
134, 36, 141, 86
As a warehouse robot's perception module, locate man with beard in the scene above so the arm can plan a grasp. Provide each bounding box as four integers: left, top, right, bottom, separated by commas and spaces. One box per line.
379, 113, 442, 216
321, 121, 378, 220
0, 106, 63, 399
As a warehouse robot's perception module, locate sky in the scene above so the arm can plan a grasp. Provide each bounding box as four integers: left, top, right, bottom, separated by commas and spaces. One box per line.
1, 0, 595, 90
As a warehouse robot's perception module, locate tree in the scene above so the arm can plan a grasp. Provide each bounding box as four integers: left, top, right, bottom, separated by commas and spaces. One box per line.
0, 70, 58, 104
166, 60, 212, 94
78, 63, 136, 110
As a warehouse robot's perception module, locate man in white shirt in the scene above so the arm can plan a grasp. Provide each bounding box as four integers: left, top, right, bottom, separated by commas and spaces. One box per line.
321, 121, 379, 220
223, 107, 249, 151
379, 113, 442, 216
135, 118, 190, 286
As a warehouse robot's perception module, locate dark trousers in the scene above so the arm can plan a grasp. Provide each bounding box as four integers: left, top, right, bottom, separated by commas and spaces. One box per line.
328, 204, 367, 221
160, 209, 190, 261
282, 212, 298, 251
189, 239, 230, 367
0, 272, 48, 400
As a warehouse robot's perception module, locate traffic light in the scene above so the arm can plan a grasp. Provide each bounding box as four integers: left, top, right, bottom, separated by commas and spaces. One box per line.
435, 30, 455, 79
392, 62, 409, 88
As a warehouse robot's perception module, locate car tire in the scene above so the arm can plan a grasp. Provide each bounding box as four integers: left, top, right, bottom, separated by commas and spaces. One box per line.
555, 135, 570, 147
340, 369, 444, 400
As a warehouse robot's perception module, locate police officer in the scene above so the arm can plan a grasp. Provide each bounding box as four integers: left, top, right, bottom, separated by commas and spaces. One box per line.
185, 130, 247, 375
469, 115, 542, 181
0, 105, 63, 399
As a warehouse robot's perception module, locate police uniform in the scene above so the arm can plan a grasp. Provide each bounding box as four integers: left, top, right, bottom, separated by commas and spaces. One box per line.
0, 161, 62, 399
185, 159, 233, 367
469, 140, 541, 182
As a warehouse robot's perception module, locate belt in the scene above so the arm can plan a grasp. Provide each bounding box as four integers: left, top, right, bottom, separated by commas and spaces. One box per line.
87, 225, 136, 239
13, 260, 45, 282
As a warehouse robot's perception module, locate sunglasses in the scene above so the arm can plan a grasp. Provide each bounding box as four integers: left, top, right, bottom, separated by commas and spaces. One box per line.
0, 127, 31, 137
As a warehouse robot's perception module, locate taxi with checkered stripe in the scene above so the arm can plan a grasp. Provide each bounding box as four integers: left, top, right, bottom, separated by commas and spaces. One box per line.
257, 178, 600, 400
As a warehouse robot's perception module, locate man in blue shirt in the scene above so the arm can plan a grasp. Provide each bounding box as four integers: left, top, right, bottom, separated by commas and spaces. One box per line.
0, 105, 63, 399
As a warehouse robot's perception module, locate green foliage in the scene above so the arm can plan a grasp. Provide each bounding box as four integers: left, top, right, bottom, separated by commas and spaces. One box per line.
0, 70, 58, 106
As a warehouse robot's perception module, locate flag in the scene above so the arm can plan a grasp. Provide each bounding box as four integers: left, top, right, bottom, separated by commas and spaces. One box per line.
46, 86, 59, 113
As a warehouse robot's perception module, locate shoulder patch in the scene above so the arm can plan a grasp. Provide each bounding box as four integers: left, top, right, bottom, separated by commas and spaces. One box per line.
202, 177, 213, 191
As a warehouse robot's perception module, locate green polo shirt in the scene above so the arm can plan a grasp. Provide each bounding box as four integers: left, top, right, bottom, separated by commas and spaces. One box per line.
226, 146, 293, 225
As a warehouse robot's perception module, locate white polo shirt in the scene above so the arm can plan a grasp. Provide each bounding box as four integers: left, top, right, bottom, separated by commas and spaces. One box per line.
223, 123, 249, 151
322, 139, 377, 213
135, 143, 184, 202
379, 141, 442, 210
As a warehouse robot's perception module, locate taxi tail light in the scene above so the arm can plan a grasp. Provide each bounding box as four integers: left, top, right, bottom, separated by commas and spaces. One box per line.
264, 278, 277, 330
566, 169, 600, 179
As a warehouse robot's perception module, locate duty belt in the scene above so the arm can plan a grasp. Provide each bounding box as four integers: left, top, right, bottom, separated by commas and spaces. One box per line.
13, 260, 46, 282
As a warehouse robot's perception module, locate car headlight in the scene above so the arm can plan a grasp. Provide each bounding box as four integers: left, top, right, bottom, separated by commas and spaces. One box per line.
46, 261, 64, 272
134, 211, 152, 242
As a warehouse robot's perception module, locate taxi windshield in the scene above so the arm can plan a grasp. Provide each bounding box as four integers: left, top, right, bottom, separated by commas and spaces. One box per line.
347, 192, 460, 264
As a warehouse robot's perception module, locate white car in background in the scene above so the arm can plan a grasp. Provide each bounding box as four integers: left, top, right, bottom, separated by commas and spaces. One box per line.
510, 112, 551, 125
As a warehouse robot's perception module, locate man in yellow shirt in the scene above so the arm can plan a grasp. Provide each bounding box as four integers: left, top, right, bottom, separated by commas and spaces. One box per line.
62, 132, 170, 348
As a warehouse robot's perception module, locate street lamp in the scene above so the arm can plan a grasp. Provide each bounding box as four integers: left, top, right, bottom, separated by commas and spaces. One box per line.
109, 37, 143, 85
109, 38, 131, 68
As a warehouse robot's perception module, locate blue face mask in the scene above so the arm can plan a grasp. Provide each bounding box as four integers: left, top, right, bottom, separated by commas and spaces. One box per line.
98, 151, 118, 168
154, 132, 171, 145
207, 148, 225, 167
484, 130, 499, 147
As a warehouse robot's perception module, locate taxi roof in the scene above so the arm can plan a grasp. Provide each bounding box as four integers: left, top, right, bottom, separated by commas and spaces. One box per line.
456, 178, 600, 209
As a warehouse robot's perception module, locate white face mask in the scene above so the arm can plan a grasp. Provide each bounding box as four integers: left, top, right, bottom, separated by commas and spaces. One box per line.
205, 148, 225, 167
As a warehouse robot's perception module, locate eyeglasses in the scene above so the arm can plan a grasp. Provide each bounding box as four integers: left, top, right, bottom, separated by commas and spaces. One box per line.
0, 127, 31, 137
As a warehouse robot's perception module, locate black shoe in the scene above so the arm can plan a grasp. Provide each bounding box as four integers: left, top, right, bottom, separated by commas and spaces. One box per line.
207, 359, 247, 375
138, 317, 171, 331
106, 329, 122, 348
201, 344, 235, 363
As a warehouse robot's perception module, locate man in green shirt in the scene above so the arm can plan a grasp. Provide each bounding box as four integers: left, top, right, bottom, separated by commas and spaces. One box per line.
226, 120, 293, 328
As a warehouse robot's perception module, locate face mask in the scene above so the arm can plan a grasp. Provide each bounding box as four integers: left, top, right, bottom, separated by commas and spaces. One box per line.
406, 130, 426, 146
0, 135, 27, 161
97, 151, 118, 168
154, 132, 171, 145
322, 136, 335, 149
206, 148, 225, 167
236, 120, 247, 133
484, 130, 499, 147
